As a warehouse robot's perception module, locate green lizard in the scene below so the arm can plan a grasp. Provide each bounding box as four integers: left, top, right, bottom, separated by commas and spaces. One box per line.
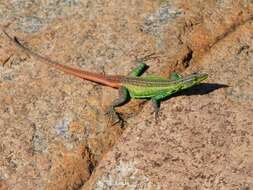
3, 30, 208, 122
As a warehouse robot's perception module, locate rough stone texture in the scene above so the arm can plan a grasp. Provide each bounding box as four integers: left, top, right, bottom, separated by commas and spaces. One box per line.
84, 17, 253, 189
0, 1, 252, 190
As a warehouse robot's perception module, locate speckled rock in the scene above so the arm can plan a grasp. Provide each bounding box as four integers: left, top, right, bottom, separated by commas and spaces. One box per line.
83, 17, 253, 189
82, 1, 253, 190
0, 0, 252, 190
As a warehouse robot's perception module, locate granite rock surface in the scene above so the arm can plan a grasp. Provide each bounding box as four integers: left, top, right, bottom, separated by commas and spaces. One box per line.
0, 1, 252, 190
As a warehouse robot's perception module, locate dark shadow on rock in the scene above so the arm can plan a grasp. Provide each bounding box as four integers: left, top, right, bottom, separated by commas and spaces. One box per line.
147, 83, 228, 110
180, 83, 229, 96
160, 83, 229, 103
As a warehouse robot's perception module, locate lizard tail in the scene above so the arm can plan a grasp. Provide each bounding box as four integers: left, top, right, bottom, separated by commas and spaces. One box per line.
3, 30, 121, 88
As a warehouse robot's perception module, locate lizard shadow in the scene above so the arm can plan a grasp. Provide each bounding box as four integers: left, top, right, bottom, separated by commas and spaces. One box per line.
159, 83, 229, 104
177, 83, 229, 96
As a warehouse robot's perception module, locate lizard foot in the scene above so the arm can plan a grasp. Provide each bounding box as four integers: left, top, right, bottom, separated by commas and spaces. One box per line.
105, 108, 125, 127
150, 110, 159, 124
135, 52, 160, 65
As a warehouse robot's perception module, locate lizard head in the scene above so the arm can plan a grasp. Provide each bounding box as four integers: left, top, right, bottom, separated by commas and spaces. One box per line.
181, 72, 208, 89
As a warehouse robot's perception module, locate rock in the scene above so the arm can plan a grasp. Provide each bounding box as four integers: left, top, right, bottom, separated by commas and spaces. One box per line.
0, 0, 252, 190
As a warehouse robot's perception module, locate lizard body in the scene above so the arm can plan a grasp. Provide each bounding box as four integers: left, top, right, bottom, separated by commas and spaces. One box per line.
3, 30, 208, 121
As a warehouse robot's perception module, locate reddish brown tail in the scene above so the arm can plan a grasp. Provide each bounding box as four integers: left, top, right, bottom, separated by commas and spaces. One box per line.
3, 30, 121, 88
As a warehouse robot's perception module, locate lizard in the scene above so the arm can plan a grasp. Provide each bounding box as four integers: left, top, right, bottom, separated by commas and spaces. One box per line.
3, 30, 208, 123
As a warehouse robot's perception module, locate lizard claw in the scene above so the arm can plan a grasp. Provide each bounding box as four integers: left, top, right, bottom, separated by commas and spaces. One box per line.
104, 107, 115, 116
105, 107, 124, 127
135, 52, 157, 64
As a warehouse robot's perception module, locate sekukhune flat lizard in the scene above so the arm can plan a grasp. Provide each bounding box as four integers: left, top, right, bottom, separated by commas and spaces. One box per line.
3, 30, 208, 123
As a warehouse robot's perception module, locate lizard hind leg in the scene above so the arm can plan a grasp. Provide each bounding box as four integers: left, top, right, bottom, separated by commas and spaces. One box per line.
105, 87, 130, 126
128, 62, 148, 77
128, 52, 159, 77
